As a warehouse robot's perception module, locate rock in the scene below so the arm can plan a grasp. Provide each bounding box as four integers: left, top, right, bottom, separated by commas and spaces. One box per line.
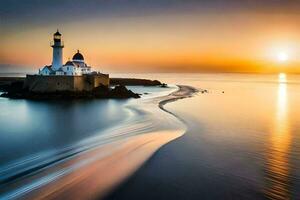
200, 89, 208, 94
160, 83, 168, 88
93, 84, 110, 97
110, 78, 162, 86
109, 85, 140, 98
0, 79, 142, 100
0, 81, 24, 93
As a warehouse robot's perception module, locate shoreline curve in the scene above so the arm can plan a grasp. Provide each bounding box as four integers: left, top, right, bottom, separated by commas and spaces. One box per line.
1, 85, 198, 200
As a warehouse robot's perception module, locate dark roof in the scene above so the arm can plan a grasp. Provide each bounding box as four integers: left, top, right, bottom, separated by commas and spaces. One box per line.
43, 65, 54, 73
65, 61, 75, 66
72, 50, 84, 61
46, 65, 52, 70
54, 29, 61, 36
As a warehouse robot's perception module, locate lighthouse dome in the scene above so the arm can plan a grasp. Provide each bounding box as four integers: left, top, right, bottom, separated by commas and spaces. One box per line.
72, 50, 84, 61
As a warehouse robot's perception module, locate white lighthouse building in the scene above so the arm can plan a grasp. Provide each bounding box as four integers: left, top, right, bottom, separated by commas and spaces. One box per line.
51, 30, 64, 71
25, 30, 109, 93
39, 30, 93, 76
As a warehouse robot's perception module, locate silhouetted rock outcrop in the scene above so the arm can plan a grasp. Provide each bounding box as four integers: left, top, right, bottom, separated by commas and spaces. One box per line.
0, 77, 172, 99
109, 85, 140, 98
0, 83, 140, 100
110, 78, 162, 86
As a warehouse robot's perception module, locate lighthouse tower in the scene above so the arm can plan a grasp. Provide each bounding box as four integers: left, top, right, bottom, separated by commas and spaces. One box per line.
51, 30, 64, 70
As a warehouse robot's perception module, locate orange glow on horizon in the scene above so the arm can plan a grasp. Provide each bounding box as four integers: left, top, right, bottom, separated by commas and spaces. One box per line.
2, 12, 300, 73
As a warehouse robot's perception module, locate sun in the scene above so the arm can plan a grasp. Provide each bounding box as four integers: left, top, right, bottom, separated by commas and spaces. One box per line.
277, 52, 289, 62
278, 73, 287, 83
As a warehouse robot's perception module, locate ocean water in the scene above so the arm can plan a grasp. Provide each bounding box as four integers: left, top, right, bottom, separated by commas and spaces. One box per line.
0, 84, 182, 199
106, 73, 300, 200
0, 85, 177, 164
1, 73, 300, 199
164, 73, 300, 199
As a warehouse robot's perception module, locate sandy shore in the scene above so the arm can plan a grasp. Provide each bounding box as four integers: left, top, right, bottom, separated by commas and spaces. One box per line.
0, 85, 197, 200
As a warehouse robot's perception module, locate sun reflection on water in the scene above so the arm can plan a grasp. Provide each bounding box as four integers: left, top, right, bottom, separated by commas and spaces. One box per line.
265, 73, 291, 200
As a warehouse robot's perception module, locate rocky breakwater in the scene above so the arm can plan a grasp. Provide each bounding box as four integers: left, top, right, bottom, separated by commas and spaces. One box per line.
0, 84, 140, 100
0, 77, 167, 100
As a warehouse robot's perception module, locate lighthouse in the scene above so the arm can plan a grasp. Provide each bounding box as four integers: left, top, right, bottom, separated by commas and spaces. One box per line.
39, 30, 93, 76
32, 30, 109, 92
51, 30, 64, 70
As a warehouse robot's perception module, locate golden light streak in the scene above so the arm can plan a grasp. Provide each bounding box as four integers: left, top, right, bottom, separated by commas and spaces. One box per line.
265, 73, 292, 200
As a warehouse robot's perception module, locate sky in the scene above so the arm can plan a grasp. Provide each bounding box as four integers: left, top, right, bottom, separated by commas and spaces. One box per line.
2, 0, 300, 73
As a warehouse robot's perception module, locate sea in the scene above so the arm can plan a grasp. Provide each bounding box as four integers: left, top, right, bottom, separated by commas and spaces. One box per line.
1, 73, 300, 199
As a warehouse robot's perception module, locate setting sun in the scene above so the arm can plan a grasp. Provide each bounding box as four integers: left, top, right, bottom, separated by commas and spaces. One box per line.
277, 52, 289, 62
278, 73, 287, 83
